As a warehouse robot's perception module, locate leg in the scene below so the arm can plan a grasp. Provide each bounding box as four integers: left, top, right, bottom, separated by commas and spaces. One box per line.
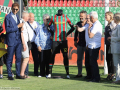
6, 46, 15, 77
40, 50, 45, 76
89, 48, 100, 82
85, 48, 92, 79
45, 49, 51, 76
61, 41, 69, 76
76, 45, 85, 76
15, 43, 22, 77
31, 42, 39, 76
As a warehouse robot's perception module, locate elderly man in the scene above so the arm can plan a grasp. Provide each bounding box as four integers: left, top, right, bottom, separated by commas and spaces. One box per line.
20, 11, 30, 79
5, 2, 24, 80
35, 14, 53, 78
28, 13, 40, 76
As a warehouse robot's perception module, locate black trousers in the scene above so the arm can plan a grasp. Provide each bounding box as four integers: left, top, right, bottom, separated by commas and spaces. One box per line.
31, 42, 40, 75
85, 48, 92, 78
106, 45, 114, 74
88, 47, 100, 81
50, 41, 69, 66
40, 49, 51, 76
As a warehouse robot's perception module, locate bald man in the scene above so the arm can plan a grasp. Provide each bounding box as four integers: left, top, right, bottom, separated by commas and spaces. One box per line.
28, 13, 40, 76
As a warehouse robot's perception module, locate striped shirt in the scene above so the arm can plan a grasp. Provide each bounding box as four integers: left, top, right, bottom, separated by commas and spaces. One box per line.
48, 14, 72, 41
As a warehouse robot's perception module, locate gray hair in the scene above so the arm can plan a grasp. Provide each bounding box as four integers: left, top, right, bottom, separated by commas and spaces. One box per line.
114, 13, 120, 23
22, 11, 29, 18
43, 14, 50, 20
90, 11, 98, 19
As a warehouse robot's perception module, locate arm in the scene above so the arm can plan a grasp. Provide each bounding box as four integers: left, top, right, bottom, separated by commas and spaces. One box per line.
5, 17, 23, 33
77, 24, 89, 32
111, 25, 120, 42
74, 29, 78, 48
34, 29, 42, 52
21, 32, 27, 51
88, 23, 95, 38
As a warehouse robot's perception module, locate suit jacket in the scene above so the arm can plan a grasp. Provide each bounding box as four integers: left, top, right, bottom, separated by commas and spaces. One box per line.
111, 23, 120, 54
5, 12, 21, 46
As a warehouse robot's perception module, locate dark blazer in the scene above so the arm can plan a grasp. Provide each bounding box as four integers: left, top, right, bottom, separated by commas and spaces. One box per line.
5, 12, 21, 46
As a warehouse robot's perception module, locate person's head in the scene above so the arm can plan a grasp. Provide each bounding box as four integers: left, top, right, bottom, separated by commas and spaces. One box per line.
79, 10, 87, 23
43, 14, 50, 26
105, 11, 114, 22
0, 33, 6, 43
29, 13, 35, 23
86, 14, 91, 24
57, 9, 63, 16
11, 2, 19, 15
89, 11, 98, 23
22, 11, 29, 22
113, 13, 120, 24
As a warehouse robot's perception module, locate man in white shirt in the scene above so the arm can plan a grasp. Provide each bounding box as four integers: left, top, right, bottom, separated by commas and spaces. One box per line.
77, 11, 102, 82
28, 13, 40, 76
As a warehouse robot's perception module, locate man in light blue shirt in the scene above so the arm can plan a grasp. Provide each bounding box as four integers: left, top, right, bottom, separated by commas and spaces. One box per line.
35, 14, 54, 77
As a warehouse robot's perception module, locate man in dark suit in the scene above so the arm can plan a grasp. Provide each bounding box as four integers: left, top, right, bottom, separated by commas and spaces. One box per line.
5, 2, 24, 80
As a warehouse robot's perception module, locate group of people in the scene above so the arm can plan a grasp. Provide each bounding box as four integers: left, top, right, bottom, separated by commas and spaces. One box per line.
0, 2, 120, 84
74, 10, 120, 83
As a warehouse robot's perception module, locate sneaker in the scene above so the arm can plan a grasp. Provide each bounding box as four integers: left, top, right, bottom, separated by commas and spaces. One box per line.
0, 75, 3, 79
46, 74, 51, 78
38, 75, 42, 77
66, 75, 70, 79
12, 73, 14, 78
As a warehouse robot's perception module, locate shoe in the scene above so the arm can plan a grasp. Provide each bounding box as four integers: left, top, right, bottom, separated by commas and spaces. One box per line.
16, 75, 25, 79
12, 73, 14, 78
8, 77, 14, 80
67, 75, 70, 79
74, 75, 82, 78
89, 79, 100, 83
112, 80, 120, 84
84, 76, 91, 80
110, 74, 115, 81
46, 74, 51, 78
38, 75, 42, 77
0, 75, 3, 79
106, 74, 111, 80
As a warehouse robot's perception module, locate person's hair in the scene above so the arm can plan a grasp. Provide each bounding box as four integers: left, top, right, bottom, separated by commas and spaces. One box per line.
12, 2, 19, 8
22, 11, 29, 18
114, 13, 120, 24
80, 10, 87, 16
90, 11, 98, 19
105, 11, 114, 21
43, 14, 50, 20
0, 33, 6, 42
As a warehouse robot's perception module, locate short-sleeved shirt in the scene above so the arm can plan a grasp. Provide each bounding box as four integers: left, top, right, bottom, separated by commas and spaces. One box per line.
87, 20, 102, 49
48, 14, 72, 41
20, 19, 39, 42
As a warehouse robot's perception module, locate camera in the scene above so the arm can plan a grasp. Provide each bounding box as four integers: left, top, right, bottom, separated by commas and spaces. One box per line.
0, 22, 3, 33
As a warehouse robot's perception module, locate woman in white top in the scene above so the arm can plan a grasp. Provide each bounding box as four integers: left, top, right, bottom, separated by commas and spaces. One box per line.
108, 13, 120, 83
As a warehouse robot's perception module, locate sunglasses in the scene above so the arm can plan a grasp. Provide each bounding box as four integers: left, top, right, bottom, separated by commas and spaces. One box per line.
46, 18, 50, 21
86, 18, 90, 19
13, 8, 18, 11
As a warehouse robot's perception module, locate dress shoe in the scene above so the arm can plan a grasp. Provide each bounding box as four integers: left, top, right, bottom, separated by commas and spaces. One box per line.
89, 79, 100, 83
8, 77, 14, 80
84, 76, 91, 80
74, 75, 82, 78
16, 75, 25, 79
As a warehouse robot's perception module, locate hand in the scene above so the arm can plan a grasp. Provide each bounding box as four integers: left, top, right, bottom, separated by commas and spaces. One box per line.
21, 27, 24, 31
107, 37, 111, 42
50, 36, 53, 40
86, 45, 88, 50
88, 23, 92, 28
18, 23, 24, 28
38, 46, 42, 52
74, 41, 77, 48
23, 44, 27, 51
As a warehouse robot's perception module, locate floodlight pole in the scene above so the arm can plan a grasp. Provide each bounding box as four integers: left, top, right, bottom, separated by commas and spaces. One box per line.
104, 0, 109, 75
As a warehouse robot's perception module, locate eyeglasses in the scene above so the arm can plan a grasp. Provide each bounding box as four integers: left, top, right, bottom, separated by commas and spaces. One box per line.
13, 8, 18, 11
86, 18, 90, 19
46, 18, 50, 21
